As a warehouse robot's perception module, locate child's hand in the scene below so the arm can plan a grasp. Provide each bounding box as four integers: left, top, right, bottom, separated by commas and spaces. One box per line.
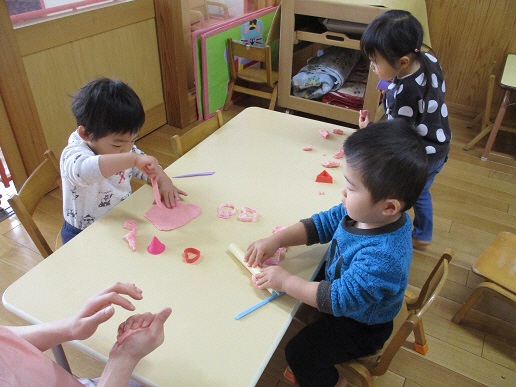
358, 110, 370, 129
135, 154, 161, 178
253, 266, 291, 292
157, 172, 187, 208
69, 283, 143, 341
245, 237, 281, 268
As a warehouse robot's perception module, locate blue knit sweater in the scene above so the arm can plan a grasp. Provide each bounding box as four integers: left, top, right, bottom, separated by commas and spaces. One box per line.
302, 204, 412, 324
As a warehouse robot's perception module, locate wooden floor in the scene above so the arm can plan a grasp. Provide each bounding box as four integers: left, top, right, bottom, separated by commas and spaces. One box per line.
0, 103, 515, 386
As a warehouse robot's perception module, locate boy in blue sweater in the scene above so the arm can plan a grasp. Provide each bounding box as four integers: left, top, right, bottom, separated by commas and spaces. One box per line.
245, 119, 428, 386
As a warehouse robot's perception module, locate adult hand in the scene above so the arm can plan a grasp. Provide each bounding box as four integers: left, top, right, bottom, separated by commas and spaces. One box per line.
111, 307, 172, 361
69, 282, 143, 341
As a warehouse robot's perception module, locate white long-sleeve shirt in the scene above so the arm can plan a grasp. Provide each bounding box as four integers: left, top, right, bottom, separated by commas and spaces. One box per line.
60, 130, 148, 230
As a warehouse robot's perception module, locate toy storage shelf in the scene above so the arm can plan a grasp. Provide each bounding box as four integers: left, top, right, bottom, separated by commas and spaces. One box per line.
278, 0, 386, 125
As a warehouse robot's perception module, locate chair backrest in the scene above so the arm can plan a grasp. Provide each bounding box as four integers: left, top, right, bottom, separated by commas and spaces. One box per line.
227, 38, 275, 87
8, 150, 61, 258
170, 110, 224, 161
361, 248, 453, 376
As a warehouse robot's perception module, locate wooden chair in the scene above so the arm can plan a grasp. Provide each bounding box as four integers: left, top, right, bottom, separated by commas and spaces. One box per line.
7, 149, 71, 374
170, 110, 224, 162
335, 248, 454, 387
224, 38, 278, 111
452, 232, 516, 324
190, 0, 229, 31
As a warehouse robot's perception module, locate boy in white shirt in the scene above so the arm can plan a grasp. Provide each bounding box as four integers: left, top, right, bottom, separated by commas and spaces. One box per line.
60, 78, 186, 243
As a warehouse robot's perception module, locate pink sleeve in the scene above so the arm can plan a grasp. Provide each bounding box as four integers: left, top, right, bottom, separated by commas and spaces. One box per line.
0, 327, 82, 387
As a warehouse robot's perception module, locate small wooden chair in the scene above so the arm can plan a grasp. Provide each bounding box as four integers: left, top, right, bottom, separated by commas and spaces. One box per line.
190, 0, 229, 31
452, 232, 516, 324
284, 249, 453, 387
170, 110, 224, 162
224, 38, 278, 110
335, 249, 453, 386
7, 149, 71, 374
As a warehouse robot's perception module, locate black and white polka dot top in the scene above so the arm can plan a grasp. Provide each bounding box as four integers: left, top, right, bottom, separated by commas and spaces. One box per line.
384, 53, 451, 162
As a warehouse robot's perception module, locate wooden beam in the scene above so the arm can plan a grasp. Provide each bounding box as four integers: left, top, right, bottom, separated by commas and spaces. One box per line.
0, 1, 47, 182
154, 0, 196, 128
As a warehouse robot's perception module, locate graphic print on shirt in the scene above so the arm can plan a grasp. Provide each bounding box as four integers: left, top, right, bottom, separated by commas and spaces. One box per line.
82, 214, 95, 228
117, 171, 126, 184
98, 191, 114, 208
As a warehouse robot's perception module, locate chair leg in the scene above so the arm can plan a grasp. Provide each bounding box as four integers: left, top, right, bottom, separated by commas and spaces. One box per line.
52, 344, 72, 374
481, 89, 511, 160
224, 81, 235, 110
412, 320, 428, 355
463, 124, 493, 150
268, 85, 278, 110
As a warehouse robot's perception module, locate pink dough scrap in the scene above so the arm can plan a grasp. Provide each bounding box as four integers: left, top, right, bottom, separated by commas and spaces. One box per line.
145, 202, 202, 231
333, 147, 344, 159
319, 130, 330, 139
322, 161, 340, 168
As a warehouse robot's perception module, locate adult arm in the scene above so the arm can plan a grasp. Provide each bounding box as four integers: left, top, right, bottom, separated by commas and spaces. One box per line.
6, 283, 143, 352
98, 307, 172, 387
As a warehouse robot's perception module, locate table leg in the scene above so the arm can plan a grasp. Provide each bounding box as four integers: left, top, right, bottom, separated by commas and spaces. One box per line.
481, 90, 511, 161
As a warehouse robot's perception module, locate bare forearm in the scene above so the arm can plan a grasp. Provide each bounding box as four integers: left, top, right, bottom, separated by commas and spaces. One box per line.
7, 319, 73, 352
274, 222, 308, 247
98, 354, 139, 387
98, 153, 137, 177
283, 276, 319, 308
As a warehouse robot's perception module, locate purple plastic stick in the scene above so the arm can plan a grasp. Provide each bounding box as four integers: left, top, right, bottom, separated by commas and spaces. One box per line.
172, 172, 215, 178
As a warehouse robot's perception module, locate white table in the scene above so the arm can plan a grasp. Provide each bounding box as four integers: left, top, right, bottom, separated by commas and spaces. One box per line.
3, 107, 354, 386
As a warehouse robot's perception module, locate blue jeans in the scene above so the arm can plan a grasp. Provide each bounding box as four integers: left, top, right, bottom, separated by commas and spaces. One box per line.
61, 221, 82, 244
412, 156, 447, 243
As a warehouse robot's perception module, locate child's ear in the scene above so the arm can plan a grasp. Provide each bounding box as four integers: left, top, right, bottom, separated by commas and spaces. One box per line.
77, 125, 90, 141
382, 199, 402, 216
398, 55, 410, 70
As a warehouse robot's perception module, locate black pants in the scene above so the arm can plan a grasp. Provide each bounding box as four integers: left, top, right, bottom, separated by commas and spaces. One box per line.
285, 311, 393, 387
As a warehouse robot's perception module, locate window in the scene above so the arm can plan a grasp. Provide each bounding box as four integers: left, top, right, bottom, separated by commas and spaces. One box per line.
7, 0, 128, 26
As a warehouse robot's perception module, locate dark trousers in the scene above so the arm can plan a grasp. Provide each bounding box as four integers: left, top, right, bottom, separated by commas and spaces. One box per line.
285, 312, 393, 387
61, 221, 82, 244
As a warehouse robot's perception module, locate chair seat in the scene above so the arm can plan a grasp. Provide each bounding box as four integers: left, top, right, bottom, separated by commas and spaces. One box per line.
238, 68, 278, 85
472, 231, 516, 293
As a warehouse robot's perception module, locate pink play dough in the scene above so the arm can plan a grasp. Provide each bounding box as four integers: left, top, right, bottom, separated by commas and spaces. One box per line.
319, 130, 330, 139
321, 161, 340, 168
333, 147, 344, 159
145, 202, 202, 231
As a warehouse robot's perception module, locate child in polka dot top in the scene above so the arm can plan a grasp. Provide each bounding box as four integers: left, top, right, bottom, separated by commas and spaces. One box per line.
359, 9, 451, 249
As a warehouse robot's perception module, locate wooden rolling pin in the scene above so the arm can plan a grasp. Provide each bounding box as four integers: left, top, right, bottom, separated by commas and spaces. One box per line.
228, 243, 279, 296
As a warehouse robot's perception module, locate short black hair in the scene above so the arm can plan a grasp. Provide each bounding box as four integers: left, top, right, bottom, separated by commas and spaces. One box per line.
71, 77, 145, 140
343, 119, 428, 211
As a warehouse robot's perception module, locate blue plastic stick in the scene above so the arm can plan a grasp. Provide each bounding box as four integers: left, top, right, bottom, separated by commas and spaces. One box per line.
234, 292, 285, 320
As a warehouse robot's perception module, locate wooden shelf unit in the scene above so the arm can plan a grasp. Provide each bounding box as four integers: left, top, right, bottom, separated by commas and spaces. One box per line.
278, 0, 387, 125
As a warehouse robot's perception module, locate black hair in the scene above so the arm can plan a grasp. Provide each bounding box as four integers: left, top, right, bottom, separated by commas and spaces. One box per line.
360, 9, 434, 100
343, 119, 428, 211
71, 77, 145, 140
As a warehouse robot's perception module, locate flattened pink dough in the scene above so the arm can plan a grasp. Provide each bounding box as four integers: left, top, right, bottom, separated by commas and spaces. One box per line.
145, 202, 202, 231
